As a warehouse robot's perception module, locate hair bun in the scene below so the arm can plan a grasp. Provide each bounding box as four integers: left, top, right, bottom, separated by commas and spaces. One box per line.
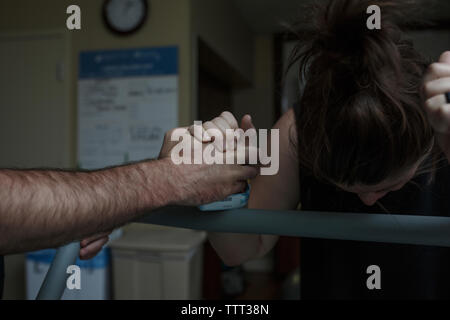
311, 1, 408, 63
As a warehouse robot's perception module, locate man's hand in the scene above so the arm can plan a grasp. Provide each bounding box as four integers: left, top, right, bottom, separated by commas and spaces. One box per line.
79, 231, 111, 260
158, 112, 259, 206
423, 51, 450, 161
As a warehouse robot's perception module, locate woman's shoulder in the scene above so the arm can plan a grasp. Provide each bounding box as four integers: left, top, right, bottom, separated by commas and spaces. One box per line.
273, 108, 298, 160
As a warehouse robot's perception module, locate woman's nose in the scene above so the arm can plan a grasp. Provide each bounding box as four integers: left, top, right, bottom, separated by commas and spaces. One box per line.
358, 191, 388, 206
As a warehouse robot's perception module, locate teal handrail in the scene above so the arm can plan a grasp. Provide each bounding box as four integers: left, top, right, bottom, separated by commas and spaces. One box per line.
36, 207, 450, 299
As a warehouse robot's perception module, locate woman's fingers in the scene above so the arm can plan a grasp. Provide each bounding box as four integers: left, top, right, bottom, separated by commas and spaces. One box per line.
220, 111, 239, 129
423, 76, 450, 133
425, 94, 448, 112
423, 62, 450, 83
439, 51, 450, 64
188, 124, 211, 143
211, 117, 230, 133
425, 96, 450, 133
203, 120, 225, 152
423, 52, 450, 135
213, 116, 240, 151
187, 111, 255, 154
423, 77, 450, 98
210, 112, 240, 151
188, 117, 228, 146
240, 114, 255, 131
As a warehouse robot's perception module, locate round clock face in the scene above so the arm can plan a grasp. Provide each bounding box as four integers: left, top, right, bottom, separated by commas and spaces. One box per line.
103, 0, 148, 34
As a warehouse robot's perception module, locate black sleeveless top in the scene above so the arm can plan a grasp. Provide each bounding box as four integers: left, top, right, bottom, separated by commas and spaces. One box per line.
299, 166, 450, 299
293, 106, 450, 299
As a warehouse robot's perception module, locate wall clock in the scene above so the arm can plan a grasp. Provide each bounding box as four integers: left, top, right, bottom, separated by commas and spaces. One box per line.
103, 0, 148, 35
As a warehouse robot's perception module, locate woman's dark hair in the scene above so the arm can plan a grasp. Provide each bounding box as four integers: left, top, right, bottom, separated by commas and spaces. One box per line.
288, 0, 436, 186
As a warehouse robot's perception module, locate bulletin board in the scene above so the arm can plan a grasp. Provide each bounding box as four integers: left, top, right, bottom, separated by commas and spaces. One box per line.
77, 46, 178, 170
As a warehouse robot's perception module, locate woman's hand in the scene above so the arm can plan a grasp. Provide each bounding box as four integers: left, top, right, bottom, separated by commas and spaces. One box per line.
423, 51, 450, 161
188, 111, 258, 164
188, 111, 255, 150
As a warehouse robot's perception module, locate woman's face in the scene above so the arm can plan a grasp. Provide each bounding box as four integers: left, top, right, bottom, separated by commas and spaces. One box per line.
335, 156, 427, 206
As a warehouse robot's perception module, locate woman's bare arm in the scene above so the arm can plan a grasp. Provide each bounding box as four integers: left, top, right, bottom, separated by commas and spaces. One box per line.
208, 109, 301, 266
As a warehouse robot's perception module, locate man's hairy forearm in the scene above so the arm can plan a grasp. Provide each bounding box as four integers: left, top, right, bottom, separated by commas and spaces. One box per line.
0, 158, 178, 255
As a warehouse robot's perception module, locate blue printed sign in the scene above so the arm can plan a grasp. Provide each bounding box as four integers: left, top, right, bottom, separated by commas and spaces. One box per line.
79, 46, 178, 79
